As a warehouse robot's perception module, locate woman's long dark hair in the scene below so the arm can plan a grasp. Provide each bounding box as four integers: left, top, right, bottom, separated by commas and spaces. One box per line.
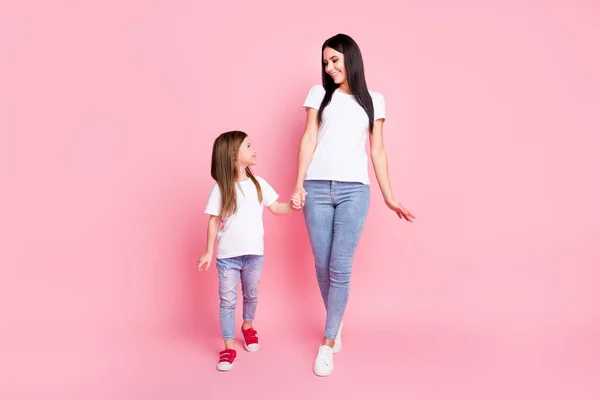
318, 33, 375, 133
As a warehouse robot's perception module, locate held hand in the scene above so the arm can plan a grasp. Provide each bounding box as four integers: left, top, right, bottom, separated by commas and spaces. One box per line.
197, 252, 212, 272
290, 193, 303, 210
385, 198, 415, 222
291, 186, 307, 210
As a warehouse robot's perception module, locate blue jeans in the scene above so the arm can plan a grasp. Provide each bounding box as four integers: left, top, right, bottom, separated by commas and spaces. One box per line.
303, 180, 370, 340
216, 255, 264, 340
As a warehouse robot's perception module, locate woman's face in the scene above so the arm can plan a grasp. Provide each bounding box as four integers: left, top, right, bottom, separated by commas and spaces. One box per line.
323, 47, 346, 85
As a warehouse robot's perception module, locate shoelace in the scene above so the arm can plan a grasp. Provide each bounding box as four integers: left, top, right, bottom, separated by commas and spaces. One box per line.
315, 348, 332, 366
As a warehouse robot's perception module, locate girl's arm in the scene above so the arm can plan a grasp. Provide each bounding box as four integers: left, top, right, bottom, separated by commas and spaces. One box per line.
197, 215, 222, 271
292, 108, 319, 208
369, 119, 415, 222
268, 200, 293, 215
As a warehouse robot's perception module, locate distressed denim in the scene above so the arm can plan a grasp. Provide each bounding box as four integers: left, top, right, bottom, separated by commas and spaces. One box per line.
216, 255, 264, 340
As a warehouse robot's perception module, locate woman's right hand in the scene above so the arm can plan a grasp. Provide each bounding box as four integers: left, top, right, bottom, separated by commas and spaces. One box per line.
291, 186, 307, 210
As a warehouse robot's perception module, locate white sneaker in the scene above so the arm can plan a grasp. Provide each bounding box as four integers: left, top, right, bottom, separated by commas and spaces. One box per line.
313, 345, 334, 377
333, 321, 343, 353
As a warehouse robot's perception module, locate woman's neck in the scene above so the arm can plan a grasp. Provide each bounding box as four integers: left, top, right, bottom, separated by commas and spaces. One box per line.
337, 82, 351, 94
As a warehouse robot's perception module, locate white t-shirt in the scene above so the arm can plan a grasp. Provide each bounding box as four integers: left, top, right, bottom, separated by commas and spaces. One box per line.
204, 177, 278, 259
303, 85, 386, 185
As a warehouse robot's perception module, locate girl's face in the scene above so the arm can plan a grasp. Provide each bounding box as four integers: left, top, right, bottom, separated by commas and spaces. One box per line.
237, 136, 256, 169
323, 47, 347, 85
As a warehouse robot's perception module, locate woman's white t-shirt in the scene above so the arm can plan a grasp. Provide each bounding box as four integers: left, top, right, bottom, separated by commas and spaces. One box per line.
303, 85, 386, 185
204, 177, 278, 259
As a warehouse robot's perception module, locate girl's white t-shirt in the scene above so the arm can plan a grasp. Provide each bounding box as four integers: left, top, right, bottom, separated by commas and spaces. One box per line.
303, 85, 386, 185
204, 177, 278, 259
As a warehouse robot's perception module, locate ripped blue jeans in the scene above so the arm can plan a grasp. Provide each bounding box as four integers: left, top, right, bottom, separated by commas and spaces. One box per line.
216, 255, 264, 340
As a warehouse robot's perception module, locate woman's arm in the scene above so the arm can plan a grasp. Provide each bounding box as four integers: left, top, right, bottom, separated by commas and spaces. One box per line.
292, 108, 319, 208
370, 119, 415, 222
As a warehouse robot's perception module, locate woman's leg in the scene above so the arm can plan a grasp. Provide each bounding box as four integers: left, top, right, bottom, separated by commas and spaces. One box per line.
323, 182, 370, 340
303, 180, 335, 306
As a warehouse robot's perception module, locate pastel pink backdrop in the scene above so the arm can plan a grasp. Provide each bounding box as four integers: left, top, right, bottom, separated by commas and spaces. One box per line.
1, 1, 599, 399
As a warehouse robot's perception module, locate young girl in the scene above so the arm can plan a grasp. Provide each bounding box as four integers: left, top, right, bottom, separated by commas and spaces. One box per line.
197, 130, 295, 372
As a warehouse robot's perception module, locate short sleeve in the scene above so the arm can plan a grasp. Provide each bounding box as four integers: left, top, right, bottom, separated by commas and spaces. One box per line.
373, 92, 386, 121
257, 177, 279, 207
303, 85, 325, 110
204, 183, 222, 216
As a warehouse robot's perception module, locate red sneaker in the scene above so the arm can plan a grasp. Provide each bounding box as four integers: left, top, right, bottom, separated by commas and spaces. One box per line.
241, 327, 259, 352
216, 349, 236, 371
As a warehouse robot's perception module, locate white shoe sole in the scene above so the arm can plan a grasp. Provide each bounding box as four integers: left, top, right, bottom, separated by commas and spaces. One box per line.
244, 342, 259, 352
314, 366, 334, 377
216, 360, 235, 371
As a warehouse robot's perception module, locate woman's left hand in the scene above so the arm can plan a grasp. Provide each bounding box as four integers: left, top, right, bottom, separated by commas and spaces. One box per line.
385, 198, 415, 222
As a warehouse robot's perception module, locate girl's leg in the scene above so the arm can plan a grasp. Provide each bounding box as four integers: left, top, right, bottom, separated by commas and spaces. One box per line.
217, 257, 243, 349
240, 255, 264, 326
239, 255, 264, 352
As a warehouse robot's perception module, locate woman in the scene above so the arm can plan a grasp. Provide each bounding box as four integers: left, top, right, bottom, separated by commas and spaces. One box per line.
291, 33, 415, 377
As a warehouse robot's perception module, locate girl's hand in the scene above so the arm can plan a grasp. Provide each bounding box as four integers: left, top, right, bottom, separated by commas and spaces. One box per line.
290, 193, 303, 210
385, 198, 415, 222
291, 186, 307, 210
197, 252, 212, 272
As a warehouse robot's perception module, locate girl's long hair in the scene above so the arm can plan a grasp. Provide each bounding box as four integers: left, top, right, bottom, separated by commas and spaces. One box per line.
318, 33, 375, 133
210, 130, 263, 218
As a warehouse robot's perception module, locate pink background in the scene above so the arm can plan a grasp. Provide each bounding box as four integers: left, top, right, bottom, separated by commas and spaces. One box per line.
1, 1, 599, 399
